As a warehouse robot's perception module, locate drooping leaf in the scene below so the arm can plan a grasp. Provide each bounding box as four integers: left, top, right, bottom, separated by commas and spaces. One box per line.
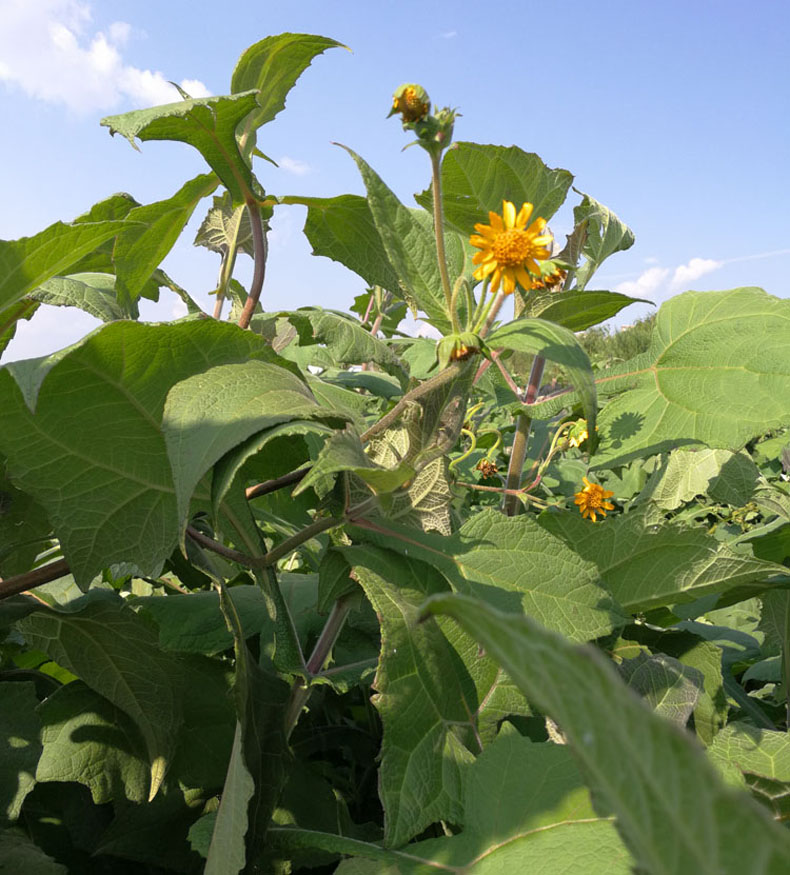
540, 509, 790, 616
17, 595, 183, 801
0, 219, 134, 316
591, 288, 790, 466
231, 34, 345, 145
35, 681, 149, 805
415, 143, 573, 235
29, 272, 130, 321
101, 92, 261, 204
162, 358, 334, 536
340, 146, 451, 330
618, 651, 703, 726
572, 191, 635, 290
0, 320, 289, 584
424, 593, 790, 874
194, 190, 255, 257
0, 682, 41, 824
0, 298, 39, 358
486, 317, 597, 437
113, 173, 219, 306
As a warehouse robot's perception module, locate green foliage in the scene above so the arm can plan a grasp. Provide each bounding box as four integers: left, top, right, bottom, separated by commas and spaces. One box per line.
2, 32, 790, 875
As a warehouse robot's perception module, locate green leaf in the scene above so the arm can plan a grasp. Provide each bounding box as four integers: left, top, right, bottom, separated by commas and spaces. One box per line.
0, 320, 286, 585
101, 92, 261, 204
540, 510, 789, 616
591, 288, 790, 466
162, 358, 330, 537
296, 426, 414, 497
276, 734, 633, 873
0, 469, 51, 577
0, 219, 134, 316
0, 829, 67, 874
231, 34, 345, 144
194, 190, 255, 257
0, 682, 41, 824
572, 191, 635, 290
528, 289, 648, 332
486, 317, 597, 437
29, 272, 130, 321
290, 194, 402, 293
340, 146, 451, 330
0, 299, 39, 358
415, 143, 573, 234
133, 585, 270, 654
618, 651, 703, 726
18, 596, 182, 801
352, 508, 625, 642
114, 173, 219, 306
643, 448, 761, 510
423, 593, 790, 875
709, 724, 790, 821
348, 547, 474, 846
35, 681, 149, 804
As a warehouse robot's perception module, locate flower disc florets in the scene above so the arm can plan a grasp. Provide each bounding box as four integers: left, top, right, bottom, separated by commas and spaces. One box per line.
470, 201, 553, 295
573, 477, 615, 522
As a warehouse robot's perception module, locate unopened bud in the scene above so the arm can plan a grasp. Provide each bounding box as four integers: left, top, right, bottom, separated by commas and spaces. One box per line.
388, 83, 431, 123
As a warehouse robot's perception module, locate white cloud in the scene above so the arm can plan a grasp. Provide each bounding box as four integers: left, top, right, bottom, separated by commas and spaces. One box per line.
0, 0, 210, 113
670, 257, 722, 291
440, 30, 458, 39
278, 156, 312, 176
614, 266, 669, 301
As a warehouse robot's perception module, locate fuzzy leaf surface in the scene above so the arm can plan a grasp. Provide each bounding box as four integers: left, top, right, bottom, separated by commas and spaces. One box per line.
0, 682, 41, 823
424, 594, 790, 875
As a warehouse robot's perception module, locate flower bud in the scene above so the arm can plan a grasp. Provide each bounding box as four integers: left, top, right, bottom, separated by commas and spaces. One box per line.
388, 84, 431, 123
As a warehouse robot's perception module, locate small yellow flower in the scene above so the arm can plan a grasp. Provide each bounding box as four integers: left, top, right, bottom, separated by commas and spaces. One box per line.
470, 200, 553, 295
568, 429, 588, 449
574, 477, 615, 522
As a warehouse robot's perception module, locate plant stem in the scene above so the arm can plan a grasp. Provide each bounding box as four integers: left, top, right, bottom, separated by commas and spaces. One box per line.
245, 467, 310, 500
283, 593, 355, 739
502, 355, 545, 516
237, 200, 267, 330
430, 152, 459, 332
0, 558, 70, 600
478, 290, 507, 338
257, 516, 340, 568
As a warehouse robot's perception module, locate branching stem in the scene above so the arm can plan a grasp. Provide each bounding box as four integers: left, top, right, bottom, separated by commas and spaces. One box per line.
502, 354, 545, 516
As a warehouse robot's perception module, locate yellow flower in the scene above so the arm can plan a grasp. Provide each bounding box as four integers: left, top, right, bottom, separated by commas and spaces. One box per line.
574, 477, 615, 522
470, 200, 553, 295
390, 84, 430, 122
567, 420, 596, 448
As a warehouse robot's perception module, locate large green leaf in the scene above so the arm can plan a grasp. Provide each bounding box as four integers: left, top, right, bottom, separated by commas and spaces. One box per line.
0, 320, 288, 584
29, 273, 130, 321
289, 194, 401, 293
231, 34, 345, 146
17, 595, 182, 800
0, 468, 51, 577
101, 92, 260, 204
340, 146, 451, 330
0, 830, 67, 874
0, 299, 39, 358
415, 143, 573, 234
572, 191, 635, 290
162, 358, 330, 536
114, 173, 219, 306
35, 681, 149, 804
0, 219, 133, 316
486, 317, 596, 436
540, 510, 790, 616
592, 288, 790, 466
0, 682, 41, 824
352, 508, 626, 642
618, 651, 703, 726
424, 594, 790, 874
274, 733, 632, 873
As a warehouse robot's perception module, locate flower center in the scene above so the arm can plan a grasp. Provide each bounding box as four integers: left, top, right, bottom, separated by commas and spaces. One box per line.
586, 487, 604, 507
492, 229, 535, 267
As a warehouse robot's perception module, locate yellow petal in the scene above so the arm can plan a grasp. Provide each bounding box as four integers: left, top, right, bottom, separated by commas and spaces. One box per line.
488, 212, 504, 231
516, 203, 534, 228
502, 200, 516, 229
514, 265, 532, 289
489, 270, 502, 294
502, 271, 516, 295
528, 217, 547, 234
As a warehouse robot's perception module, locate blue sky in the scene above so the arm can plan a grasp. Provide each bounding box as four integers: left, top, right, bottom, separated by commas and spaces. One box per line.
2, 0, 789, 360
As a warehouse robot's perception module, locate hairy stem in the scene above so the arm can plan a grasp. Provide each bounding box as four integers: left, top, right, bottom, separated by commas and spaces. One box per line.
283, 593, 356, 738
502, 355, 545, 516
237, 200, 267, 330
245, 467, 310, 501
